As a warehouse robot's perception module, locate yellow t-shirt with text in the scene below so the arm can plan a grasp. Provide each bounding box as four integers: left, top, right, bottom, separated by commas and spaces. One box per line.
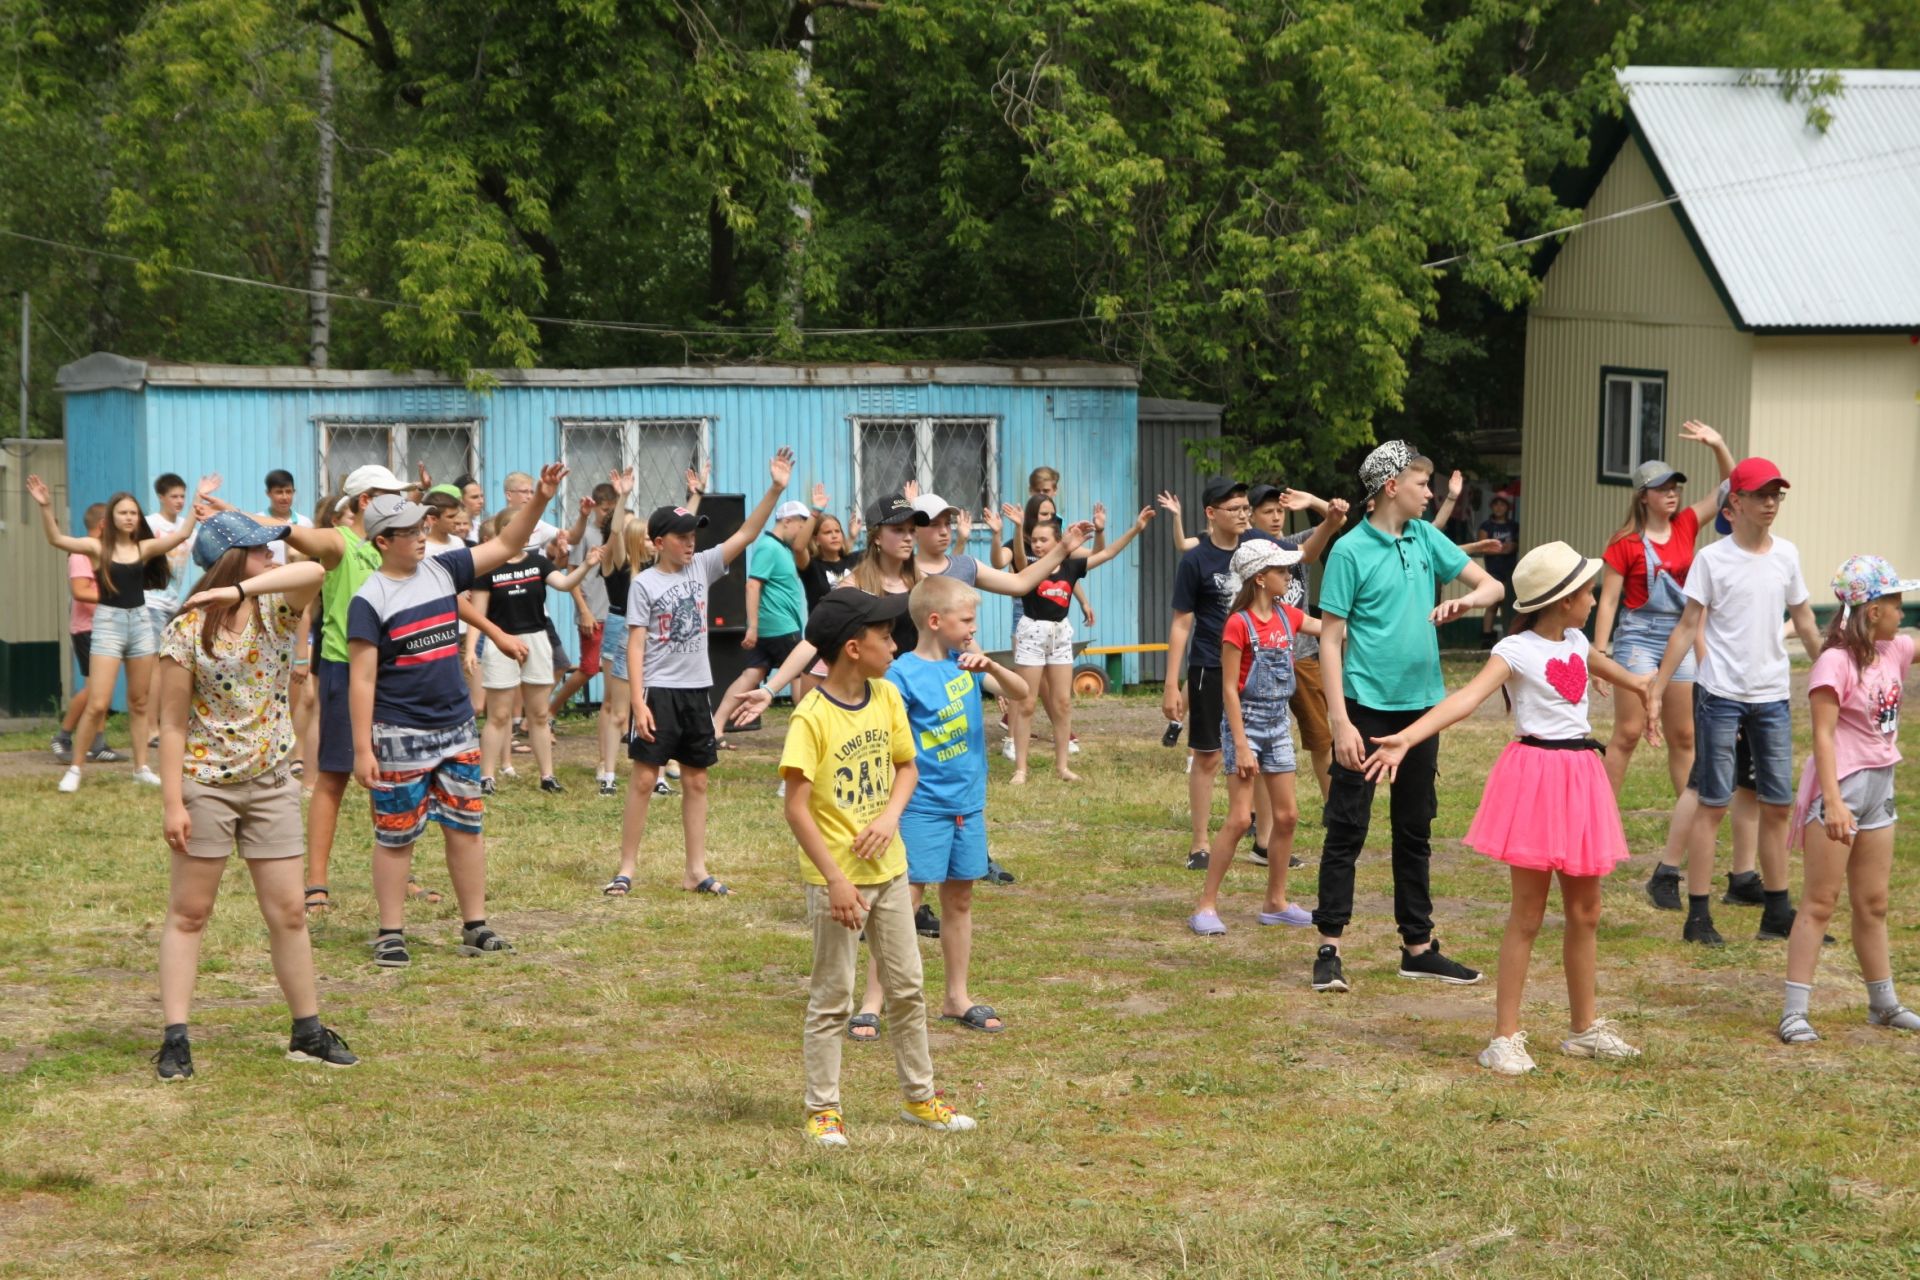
779, 678, 915, 886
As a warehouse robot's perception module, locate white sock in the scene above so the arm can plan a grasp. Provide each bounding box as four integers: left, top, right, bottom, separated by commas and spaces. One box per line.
1866, 977, 1896, 1011
1782, 980, 1812, 1021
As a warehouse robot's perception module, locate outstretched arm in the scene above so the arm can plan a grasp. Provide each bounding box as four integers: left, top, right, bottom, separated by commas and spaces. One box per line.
720, 448, 796, 565
1084, 507, 1154, 569
1295, 498, 1348, 563
1361, 656, 1512, 781
474, 462, 567, 576
547, 546, 600, 593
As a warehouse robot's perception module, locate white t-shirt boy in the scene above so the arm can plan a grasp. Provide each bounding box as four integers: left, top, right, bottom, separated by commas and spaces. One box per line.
1684, 536, 1810, 703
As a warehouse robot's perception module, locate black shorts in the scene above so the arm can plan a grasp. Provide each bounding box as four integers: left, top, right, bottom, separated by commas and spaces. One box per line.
630, 686, 719, 770
1188, 664, 1225, 754
71, 630, 92, 674
742, 630, 801, 673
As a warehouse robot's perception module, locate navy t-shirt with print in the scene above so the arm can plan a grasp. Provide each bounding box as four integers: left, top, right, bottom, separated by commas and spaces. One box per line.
1172, 529, 1281, 669
347, 547, 477, 730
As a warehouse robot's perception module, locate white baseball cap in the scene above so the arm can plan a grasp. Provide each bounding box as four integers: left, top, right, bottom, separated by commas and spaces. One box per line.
909, 493, 962, 522
334, 464, 411, 512
774, 500, 812, 521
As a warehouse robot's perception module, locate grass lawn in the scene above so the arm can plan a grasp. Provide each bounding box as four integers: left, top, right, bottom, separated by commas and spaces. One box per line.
3, 658, 1918, 1277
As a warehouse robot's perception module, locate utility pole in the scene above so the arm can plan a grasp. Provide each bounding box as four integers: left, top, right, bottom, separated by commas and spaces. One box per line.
309, 27, 335, 369
17, 292, 26, 437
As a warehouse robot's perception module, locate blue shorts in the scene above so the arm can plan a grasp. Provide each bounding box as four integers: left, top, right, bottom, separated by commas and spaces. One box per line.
901, 809, 989, 885
91, 604, 161, 660
1221, 707, 1298, 776
602, 612, 630, 682
1612, 628, 1697, 682
1690, 691, 1793, 807
315, 657, 354, 775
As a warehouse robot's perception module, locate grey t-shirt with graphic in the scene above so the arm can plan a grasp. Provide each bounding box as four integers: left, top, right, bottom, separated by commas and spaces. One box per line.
626, 546, 729, 689
575, 521, 609, 622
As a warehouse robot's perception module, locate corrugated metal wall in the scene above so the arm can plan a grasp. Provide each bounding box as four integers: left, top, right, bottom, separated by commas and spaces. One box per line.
0, 438, 72, 686
1135, 411, 1221, 682
1523, 137, 1754, 563
1749, 336, 1920, 589
64, 374, 1150, 693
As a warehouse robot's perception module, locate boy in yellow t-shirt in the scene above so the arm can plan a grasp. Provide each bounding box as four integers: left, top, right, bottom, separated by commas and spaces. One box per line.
780, 589, 978, 1147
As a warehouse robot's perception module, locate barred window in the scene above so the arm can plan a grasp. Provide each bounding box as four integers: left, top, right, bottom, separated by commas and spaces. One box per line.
317, 420, 480, 498
851, 417, 998, 521
558, 418, 710, 517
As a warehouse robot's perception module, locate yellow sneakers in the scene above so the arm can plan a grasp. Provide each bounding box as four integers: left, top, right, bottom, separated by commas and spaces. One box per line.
805, 1108, 848, 1148
899, 1095, 977, 1132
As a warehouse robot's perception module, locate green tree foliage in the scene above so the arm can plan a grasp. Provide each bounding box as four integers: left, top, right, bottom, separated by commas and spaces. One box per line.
0, 0, 1911, 494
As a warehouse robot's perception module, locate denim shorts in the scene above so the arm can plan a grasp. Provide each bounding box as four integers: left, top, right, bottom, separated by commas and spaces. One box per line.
901, 808, 989, 885
1691, 690, 1793, 807
602, 612, 630, 681
1612, 613, 1696, 682
90, 604, 161, 660
1221, 714, 1298, 776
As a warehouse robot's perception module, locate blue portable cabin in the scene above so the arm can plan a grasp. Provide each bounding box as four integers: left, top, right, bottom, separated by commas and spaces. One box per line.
55, 355, 1189, 705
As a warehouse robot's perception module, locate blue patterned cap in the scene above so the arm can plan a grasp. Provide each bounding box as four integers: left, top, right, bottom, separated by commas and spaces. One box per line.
192, 511, 289, 568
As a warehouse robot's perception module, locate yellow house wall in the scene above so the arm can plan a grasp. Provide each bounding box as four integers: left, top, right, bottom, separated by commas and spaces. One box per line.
1748, 336, 1920, 593
1521, 139, 1753, 563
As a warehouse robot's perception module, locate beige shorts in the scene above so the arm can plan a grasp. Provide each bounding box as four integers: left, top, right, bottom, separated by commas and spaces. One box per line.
183, 766, 304, 860
481, 628, 555, 689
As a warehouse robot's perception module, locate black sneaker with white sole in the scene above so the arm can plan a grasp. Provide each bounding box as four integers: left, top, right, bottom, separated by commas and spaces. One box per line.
1398, 941, 1482, 985
287, 1025, 359, 1068
153, 1032, 193, 1081
480, 776, 497, 797
539, 776, 565, 794
88, 746, 125, 763
1246, 845, 1270, 867
914, 904, 941, 939
1645, 865, 1683, 911
1311, 944, 1349, 993
598, 778, 619, 797
653, 779, 675, 797
1288, 855, 1305, 869
1682, 915, 1726, 948
1185, 850, 1209, 871
371, 932, 411, 968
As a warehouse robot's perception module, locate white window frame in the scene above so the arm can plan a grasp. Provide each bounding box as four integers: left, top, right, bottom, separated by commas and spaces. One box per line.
316, 418, 482, 497
1598, 370, 1666, 484
850, 415, 999, 524
557, 417, 712, 514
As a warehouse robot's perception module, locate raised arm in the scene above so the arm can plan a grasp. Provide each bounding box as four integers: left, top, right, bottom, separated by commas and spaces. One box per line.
684, 462, 709, 515
1432, 470, 1464, 529
1680, 420, 1737, 529
1084, 506, 1154, 569
565, 496, 592, 549
793, 482, 829, 572
720, 448, 796, 565
24, 475, 98, 556
1155, 491, 1200, 554
973, 521, 1095, 596
284, 522, 347, 568
547, 546, 599, 593
474, 462, 567, 576
1295, 498, 1348, 563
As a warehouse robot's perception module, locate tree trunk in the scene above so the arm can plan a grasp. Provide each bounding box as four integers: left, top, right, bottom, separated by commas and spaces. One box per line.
781, 7, 815, 342
707, 195, 738, 322
309, 26, 336, 369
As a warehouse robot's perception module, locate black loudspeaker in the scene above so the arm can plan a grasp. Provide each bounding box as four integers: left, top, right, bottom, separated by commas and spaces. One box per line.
695, 492, 747, 629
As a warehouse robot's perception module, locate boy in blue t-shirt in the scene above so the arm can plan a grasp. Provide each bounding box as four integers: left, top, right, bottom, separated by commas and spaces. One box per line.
345, 466, 566, 970
847, 575, 1030, 1037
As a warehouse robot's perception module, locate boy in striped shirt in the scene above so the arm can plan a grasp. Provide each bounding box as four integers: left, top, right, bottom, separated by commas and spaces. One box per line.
347, 466, 565, 969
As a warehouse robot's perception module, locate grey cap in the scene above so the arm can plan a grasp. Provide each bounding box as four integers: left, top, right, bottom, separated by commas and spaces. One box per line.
1631, 459, 1686, 491
364, 493, 433, 536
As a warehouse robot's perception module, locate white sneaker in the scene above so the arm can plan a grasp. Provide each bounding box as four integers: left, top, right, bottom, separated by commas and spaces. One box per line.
1184, 753, 1193, 775
58, 766, 82, 793
1560, 1018, 1641, 1060
132, 766, 163, 787
1069, 735, 1081, 755
1477, 1032, 1535, 1076
1001, 738, 1015, 761
775, 779, 787, 798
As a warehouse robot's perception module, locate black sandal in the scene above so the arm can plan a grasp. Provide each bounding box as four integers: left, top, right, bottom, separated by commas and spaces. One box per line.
457, 924, 513, 955
691, 876, 731, 896
406, 879, 443, 905
303, 885, 331, 915
846, 1013, 880, 1042
942, 1004, 1005, 1033
602, 875, 632, 897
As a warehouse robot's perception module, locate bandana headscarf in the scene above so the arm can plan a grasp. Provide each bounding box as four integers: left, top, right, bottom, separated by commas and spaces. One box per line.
1360, 440, 1417, 499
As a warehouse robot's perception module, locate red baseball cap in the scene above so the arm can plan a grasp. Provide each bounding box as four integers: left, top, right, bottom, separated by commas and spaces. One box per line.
1728, 457, 1789, 493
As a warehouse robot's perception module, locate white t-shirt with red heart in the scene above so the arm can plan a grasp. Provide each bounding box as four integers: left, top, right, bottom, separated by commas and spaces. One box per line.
1491, 628, 1594, 741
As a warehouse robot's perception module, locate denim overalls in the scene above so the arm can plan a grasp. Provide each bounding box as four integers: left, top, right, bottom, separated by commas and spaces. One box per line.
1612, 528, 1693, 678
1221, 606, 1298, 775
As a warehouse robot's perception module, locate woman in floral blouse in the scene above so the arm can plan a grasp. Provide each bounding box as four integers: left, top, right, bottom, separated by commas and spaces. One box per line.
150, 512, 357, 1081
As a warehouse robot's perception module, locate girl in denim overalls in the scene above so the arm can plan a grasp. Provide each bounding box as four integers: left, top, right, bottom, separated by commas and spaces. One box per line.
1188, 540, 1322, 935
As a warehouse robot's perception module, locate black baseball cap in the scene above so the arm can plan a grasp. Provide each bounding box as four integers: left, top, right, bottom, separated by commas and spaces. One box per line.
648, 505, 710, 538
805, 589, 910, 659
866, 493, 930, 529
1201, 477, 1248, 508
1247, 483, 1284, 509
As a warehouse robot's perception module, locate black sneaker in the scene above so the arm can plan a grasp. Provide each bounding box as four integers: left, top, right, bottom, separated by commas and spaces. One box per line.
50, 734, 72, 764
88, 746, 125, 763
1185, 850, 1209, 871
287, 1025, 359, 1069
984, 859, 1016, 885
1246, 845, 1270, 867
1288, 855, 1305, 869
539, 776, 565, 794
372, 933, 411, 968
1645, 865, 1683, 911
1311, 944, 1348, 993
1682, 915, 1726, 948
1722, 871, 1766, 906
480, 776, 497, 797
153, 1032, 193, 1081
1398, 940, 1482, 985
1755, 905, 1796, 941
598, 778, 619, 797
653, 779, 674, 797
914, 904, 941, 939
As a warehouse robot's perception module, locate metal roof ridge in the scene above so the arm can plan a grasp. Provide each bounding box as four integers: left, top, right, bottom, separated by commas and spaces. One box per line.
1619, 66, 1920, 88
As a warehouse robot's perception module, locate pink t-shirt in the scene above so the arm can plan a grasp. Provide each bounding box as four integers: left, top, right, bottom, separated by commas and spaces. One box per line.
68, 553, 97, 633
1807, 634, 1913, 778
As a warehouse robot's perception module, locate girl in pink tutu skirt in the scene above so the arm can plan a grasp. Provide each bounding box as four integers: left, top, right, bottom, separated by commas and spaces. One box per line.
1363, 542, 1657, 1075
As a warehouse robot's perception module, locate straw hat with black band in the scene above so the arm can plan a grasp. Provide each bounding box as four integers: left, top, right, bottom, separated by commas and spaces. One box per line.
1509, 541, 1603, 614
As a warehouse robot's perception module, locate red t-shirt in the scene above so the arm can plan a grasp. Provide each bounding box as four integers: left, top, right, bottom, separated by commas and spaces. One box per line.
1601, 508, 1701, 611
1220, 603, 1307, 692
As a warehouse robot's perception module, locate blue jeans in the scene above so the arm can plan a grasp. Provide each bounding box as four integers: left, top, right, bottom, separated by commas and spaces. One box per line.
1691, 691, 1793, 807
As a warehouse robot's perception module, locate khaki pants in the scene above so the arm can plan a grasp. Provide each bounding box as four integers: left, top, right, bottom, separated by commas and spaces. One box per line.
803, 875, 934, 1112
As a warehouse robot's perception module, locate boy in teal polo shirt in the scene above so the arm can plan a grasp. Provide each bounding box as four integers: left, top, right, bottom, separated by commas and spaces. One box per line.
1309, 441, 1506, 994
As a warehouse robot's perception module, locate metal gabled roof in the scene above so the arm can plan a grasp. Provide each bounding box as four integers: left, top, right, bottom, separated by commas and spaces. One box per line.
1619, 66, 1920, 331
